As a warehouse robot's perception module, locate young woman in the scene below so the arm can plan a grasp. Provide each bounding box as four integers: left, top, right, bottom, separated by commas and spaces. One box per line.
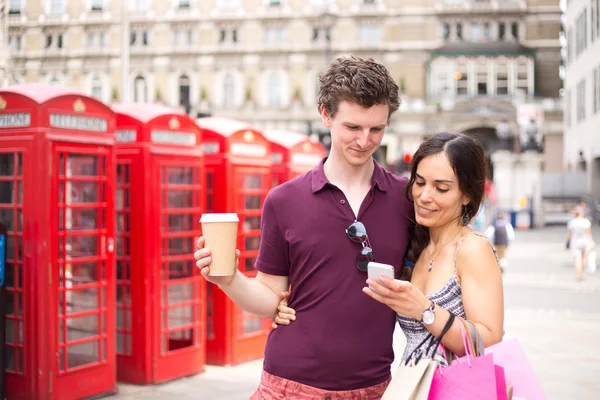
567, 208, 593, 281
274, 132, 505, 363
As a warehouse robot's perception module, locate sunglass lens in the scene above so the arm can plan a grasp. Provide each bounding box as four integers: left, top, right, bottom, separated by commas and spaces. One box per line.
346, 221, 368, 243
356, 247, 375, 272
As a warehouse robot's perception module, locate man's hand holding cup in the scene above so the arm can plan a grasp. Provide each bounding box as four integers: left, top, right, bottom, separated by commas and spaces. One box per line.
196, 213, 240, 287
194, 236, 240, 287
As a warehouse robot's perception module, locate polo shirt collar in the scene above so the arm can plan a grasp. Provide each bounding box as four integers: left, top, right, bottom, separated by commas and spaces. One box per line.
311, 157, 389, 193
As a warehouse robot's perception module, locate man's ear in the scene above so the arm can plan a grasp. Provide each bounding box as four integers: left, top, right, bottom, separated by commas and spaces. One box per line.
320, 104, 332, 128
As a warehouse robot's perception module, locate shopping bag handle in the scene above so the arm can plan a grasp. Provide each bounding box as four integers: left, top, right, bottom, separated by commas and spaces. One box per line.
405, 312, 456, 366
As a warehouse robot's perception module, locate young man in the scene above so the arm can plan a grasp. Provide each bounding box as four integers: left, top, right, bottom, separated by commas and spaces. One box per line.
485, 212, 515, 272
194, 56, 413, 397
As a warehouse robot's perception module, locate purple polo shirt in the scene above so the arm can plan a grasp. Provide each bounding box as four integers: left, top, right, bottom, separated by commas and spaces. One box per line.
255, 158, 413, 390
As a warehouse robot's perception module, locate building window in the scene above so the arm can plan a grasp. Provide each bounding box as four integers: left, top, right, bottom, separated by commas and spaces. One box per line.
592, 0, 598, 42
178, 0, 190, 8
265, 26, 286, 44
566, 90, 571, 128
483, 23, 491, 41
499, 23, 506, 40
218, 0, 240, 9
576, 9, 588, 57
268, 72, 282, 108
223, 73, 235, 108
515, 60, 529, 95
133, 0, 150, 12
218, 29, 238, 44
577, 79, 586, 123
134, 76, 148, 102
87, 31, 107, 48
476, 58, 488, 95
594, 66, 600, 114
9, 35, 22, 51
496, 59, 508, 95
9, 0, 21, 14
357, 25, 381, 44
470, 24, 482, 42
50, 0, 65, 15
442, 23, 450, 40
456, 23, 463, 40
455, 60, 468, 95
567, 27, 573, 64
91, 76, 103, 100
312, 26, 331, 42
432, 59, 451, 97
174, 29, 192, 46
179, 75, 191, 111
269, 0, 281, 5
91, 0, 104, 11
131, 30, 149, 46
511, 22, 519, 40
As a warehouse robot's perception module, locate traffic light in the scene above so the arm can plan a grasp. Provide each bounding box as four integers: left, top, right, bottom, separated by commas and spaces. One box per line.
403, 152, 412, 164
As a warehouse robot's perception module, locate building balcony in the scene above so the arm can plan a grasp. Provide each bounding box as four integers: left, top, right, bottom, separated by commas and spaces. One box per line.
435, 0, 525, 14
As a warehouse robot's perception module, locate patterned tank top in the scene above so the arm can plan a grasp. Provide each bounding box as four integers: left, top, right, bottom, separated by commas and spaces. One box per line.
396, 231, 497, 365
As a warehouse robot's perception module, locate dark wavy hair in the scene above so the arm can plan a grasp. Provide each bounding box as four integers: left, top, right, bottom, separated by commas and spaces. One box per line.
399, 132, 487, 281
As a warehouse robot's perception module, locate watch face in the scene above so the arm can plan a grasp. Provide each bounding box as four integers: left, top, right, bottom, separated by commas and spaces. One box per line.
422, 310, 435, 325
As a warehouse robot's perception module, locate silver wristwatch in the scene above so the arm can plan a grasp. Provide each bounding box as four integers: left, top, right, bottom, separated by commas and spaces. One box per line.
421, 301, 436, 325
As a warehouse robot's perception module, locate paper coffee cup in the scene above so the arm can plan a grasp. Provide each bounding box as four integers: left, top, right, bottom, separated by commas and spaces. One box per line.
200, 213, 239, 276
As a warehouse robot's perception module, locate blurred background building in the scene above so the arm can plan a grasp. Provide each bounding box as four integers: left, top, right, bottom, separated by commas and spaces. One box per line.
562, 0, 600, 205
2, 0, 565, 224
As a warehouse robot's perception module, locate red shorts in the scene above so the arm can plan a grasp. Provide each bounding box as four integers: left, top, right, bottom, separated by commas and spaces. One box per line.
250, 370, 391, 400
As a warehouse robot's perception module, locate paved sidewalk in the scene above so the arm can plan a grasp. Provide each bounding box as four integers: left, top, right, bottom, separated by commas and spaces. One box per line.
106, 226, 600, 399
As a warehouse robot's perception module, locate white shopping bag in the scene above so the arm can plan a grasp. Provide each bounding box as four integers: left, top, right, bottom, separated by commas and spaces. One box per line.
586, 249, 597, 273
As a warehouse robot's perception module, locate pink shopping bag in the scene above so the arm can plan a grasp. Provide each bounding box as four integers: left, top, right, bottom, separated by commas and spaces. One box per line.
485, 338, 545, 400
429, 321, 506, 400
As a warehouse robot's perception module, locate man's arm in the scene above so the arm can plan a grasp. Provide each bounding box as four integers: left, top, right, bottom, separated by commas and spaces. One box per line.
218, 271, 289, 318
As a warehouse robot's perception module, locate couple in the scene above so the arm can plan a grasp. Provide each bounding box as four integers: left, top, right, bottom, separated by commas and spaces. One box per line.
194, 56, 504, 399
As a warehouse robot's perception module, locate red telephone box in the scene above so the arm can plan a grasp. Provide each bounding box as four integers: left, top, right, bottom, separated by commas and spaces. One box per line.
264, 130, 326, 187
195, 117, 272, 366
112, 103, 205, 384
0, 84, 117, 400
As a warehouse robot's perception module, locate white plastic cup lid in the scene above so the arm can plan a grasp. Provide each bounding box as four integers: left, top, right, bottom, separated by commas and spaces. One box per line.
200, 213, 239, 223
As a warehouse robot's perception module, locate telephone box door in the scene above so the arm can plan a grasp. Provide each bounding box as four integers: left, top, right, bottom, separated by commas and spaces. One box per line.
51, 144, 116, 400
232, 166, 272, 362
152, 156, 204, 382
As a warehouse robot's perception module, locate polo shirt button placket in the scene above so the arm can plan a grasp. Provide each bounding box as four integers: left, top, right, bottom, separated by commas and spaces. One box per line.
340, 200, 346, 205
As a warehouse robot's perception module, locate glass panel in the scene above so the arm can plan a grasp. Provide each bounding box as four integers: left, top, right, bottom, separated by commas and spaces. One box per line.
66, 182, 98, 204
0, 154, 15, 175
5, 292, 14, 315
5, 319, 14, 343
116, 261, 131, 281
206, 194, 214, 212
69, 262, 98, 285
18, 348, 23, 373
243, 216, 261, 231
168, 237, 193, 256
244, 174, 263, 189
166, 167, 193, 184
59, 153, 65, 176
67, 314, 99, 340
66, 236, 98, 258
103, 338, 107, 361
244, 257, 256, 272
5, 346, 15, 371
164, 214, 193, 231
59, 319, 64, 343
206, 172, 213, 188
0, 209, 14, 231
169, 260, 193, 279
167, 283, 193, 304
168, 306, 193, 328
168, 329, 193, 351
59, 348, 65, 371
5, 236, 13, 260
244, 196, 262, 210
167, 191, 193, 208
16, 181, 22, 204
16, 292, 22, 315
67, 155, 98, 177
245, 236, 261, 251
116, 286, 131, 305
68, 288, 99, 313
59, 292, 65, 315
126, 335, 132, 354
18, 321, 23, 344
116, 188, 130, 209
0, 182, 14, 203
116, 214, 129, 232
116, 333, 124, 353
67, 341, 99, 369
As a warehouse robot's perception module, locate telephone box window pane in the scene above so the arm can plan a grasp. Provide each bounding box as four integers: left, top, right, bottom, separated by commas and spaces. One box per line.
117, 261, 131, 281
166, 167, 193, 184
165, 214, 193, 231
244, 174, 263, 189
117, 214, 129, 232
168, 305, 193, 328
243, 216, 261, 231
244, 257, 256, 272
0, 154, 14, 175
168, 329, 193, 351
67, 342, 99, 369
116, 333, 124, 353
68, 209, 98, 230
167, 191, 193, 208
5, 320, 14, 343
245, 236, 260, 251
168, 237, 193, 256
0, 209, 14, 231
244, 196, 261, 210
67, 314, 99, 340
67, 155, 98, 177
66, 236, 98, 257
116, 188, 130, 209
169, 261, 193, 279
5, 293, 14, 315
117, 309, 132, 329
206, 194, 214, 212
206, 172, 213, 189
168, 283, 193, 304
68, 288, 99, 313
66, 182, 98, 204
70, 262, 98, 285
0, 182, 14, 203
16, 181, 22, 204
5, 347, 15, 371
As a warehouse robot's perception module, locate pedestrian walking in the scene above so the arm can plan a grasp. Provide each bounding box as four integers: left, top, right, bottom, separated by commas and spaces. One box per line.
567, 208, 593, 281
485, 212, 515, 273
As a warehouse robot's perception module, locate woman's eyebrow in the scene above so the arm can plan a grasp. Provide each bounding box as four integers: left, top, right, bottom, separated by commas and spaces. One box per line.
415, 173, 454, 184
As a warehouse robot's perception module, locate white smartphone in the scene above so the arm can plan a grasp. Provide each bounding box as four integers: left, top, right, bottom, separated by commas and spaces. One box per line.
367, 262, 395, 291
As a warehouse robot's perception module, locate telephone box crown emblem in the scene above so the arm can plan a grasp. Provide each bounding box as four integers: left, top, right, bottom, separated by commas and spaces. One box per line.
243, 130, 254, 142
0, 96, 6, 110
169, 117, 180, 129
73, 99, 86, 113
